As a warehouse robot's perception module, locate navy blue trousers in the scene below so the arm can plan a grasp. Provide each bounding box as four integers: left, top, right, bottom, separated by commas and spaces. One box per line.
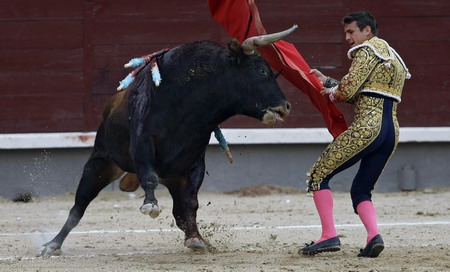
320, 95, 397, 213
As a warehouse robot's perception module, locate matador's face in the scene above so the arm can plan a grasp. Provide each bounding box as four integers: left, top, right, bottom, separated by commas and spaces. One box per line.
344, 21, 373, 48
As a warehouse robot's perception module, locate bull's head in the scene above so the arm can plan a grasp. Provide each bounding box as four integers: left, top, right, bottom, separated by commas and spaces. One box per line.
228, 25, 296, 125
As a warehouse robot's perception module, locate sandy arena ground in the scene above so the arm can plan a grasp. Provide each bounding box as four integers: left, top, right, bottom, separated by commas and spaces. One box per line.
1, 186, 449, 272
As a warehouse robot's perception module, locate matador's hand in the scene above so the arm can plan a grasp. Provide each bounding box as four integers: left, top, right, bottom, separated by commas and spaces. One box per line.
310, 69, 328, 85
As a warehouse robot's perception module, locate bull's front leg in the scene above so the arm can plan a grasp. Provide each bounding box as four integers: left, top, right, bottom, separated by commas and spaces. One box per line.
138, 168, 160, 218
163, 154, 207, 251
132, 139, 161, 219
128, 87, 161, 218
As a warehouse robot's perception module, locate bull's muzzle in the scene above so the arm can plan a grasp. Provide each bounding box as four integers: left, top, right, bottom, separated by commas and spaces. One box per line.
262, 101, 291, 125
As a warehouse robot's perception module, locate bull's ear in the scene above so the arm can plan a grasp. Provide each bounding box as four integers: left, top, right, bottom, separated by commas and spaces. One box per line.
228, 38, 245, 64
228, 39, 242, 53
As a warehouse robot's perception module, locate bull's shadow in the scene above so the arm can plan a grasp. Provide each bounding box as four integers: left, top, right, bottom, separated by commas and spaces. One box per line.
41, 26, 295, 256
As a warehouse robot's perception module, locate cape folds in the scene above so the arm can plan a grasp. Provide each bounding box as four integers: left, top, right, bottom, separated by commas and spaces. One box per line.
208, 0, 347, 138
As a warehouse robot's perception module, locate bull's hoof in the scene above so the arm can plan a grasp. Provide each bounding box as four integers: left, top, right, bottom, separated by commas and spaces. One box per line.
184, 237, 207, 252
140, 203, 160, 218
40, 242, 62, 257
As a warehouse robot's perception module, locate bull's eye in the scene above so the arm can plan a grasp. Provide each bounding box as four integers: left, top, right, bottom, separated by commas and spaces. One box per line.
258, 67, 268, 76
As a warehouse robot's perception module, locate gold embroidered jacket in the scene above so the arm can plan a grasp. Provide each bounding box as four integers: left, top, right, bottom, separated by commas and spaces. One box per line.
330, 37, 410, 103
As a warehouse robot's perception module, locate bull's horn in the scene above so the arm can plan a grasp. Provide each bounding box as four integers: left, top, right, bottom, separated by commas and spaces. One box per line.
242, 24, 298, 55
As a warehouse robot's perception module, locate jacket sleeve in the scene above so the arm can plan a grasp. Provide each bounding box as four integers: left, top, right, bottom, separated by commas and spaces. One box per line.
332, 46, 380, 103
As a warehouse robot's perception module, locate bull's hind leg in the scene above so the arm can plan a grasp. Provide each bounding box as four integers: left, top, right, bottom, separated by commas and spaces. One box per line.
162, 155, 207, 251
40, 156, 123, 256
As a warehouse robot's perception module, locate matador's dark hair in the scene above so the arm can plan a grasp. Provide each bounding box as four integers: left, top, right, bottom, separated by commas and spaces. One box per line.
342, 11, 378, 36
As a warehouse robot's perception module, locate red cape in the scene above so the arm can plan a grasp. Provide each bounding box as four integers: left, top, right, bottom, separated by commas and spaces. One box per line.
208, 0, 347, 138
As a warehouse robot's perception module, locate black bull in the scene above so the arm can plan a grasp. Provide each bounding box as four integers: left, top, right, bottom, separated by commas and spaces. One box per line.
41, 27, 296, 255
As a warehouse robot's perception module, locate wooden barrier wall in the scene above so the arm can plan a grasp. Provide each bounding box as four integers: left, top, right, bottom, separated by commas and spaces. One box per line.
1, 0, 449, 133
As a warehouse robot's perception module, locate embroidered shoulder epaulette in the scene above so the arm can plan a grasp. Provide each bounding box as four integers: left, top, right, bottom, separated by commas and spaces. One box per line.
347, 37, 393, 60
347, 37, 411, 79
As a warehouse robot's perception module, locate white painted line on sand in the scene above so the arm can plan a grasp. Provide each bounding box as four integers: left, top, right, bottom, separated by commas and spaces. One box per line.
1, 221, 449, 237
0, 251, 160, 261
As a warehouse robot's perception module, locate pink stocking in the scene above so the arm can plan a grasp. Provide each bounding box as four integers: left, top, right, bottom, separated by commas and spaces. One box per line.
313, 189, 337, 244
357, 200, 380, 243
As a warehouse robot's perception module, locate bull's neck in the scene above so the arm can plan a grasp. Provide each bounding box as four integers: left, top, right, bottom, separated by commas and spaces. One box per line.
187, 94, 238, 133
